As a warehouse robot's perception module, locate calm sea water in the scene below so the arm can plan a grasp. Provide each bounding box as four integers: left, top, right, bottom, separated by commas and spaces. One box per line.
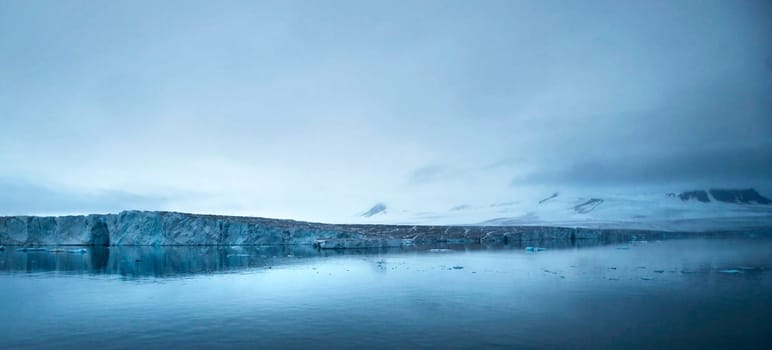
1, 237, 770, 349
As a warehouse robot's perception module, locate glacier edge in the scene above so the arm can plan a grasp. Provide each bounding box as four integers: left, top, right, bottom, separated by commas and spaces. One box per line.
0, 210, 767, 247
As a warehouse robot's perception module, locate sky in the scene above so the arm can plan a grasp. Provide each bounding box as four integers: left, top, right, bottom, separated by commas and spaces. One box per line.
1, 0, 771, 221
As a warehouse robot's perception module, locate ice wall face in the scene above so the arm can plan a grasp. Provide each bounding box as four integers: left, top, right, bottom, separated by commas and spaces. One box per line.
0, 215, 108, 246
0, 211, 356, 246
0, 210, 677, 247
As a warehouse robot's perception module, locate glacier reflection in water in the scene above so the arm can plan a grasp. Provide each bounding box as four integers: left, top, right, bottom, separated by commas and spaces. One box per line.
0, 239, 619, 278
0, 237, 771, 349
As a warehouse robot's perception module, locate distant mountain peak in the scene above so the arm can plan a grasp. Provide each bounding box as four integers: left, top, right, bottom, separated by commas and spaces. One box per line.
709, 188, 771, 205
669, 188, 771, 205
361, 203, 387, 217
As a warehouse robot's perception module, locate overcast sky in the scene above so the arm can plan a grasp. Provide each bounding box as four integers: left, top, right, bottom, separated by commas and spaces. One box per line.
1, 0, 770, 220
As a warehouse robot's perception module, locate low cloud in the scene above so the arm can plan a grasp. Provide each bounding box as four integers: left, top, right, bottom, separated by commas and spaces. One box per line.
0, 178, 175, 215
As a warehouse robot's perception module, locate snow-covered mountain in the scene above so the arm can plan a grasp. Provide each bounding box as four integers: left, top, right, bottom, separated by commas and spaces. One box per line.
356, 188, 772, 231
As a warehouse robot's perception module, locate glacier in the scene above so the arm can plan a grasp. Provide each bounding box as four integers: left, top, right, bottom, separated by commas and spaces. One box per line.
0, 210, 706, 247
2, 189, 770, 247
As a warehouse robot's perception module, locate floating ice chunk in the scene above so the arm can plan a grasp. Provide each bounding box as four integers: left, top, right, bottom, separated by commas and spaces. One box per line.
68, 248, 88, 254
719, 269, 743, 274
428, 249, 453, 253
16, 247, 47, 252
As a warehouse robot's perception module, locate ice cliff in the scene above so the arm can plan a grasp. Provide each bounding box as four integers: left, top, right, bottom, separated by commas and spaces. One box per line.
0, 210, 678, 247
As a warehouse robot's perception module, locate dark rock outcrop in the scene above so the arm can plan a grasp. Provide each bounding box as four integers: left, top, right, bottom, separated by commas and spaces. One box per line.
574, 199, 603, 214
677, 190, 711, 202
672, 188, 771, 204
709, 189, 771, 205
361, 203, 387, 217
539, 193, 559, 204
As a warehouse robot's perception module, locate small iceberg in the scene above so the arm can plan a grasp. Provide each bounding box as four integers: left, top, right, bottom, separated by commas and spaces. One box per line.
525, 247, 546, 252
719, 269, 743, 274
68, 248, 88, 254
16, 247, 47, 252
428, 249, 453, 253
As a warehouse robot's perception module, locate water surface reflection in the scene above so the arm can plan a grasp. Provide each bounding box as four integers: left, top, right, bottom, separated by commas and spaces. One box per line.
1, 242, 597, 278
0, 237, 770, 349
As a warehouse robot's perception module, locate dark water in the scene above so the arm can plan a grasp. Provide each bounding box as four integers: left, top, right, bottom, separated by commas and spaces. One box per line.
1, 238, 771, 349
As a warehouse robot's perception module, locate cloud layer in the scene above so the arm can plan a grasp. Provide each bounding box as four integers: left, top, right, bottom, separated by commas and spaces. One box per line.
1, 0, 770, 219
